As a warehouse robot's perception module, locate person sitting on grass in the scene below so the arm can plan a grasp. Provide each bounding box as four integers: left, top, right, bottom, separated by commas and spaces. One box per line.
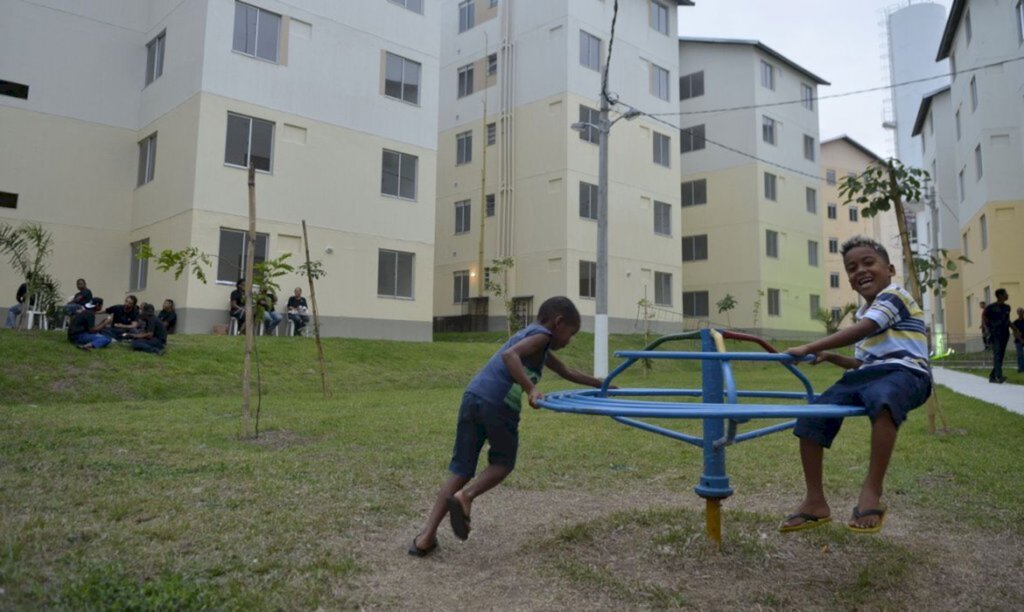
158, 299, 177, 334
68, 299, 112, 351
129, 303, 167, 355
409, 296, 608, 557
102, 295, 141, 341
780, 236, 931, 534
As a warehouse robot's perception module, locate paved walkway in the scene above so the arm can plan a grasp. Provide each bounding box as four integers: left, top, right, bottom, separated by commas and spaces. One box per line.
932, 367, 1024, 417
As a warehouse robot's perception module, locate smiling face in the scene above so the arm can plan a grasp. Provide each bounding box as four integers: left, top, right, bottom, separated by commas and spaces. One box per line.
843, 245, 895, 303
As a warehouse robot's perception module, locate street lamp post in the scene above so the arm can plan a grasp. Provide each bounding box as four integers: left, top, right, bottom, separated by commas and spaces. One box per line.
572, 104, 641, 377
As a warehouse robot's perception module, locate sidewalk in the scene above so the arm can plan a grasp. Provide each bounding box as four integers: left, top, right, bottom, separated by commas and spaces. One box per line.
932, 367, 1024, 417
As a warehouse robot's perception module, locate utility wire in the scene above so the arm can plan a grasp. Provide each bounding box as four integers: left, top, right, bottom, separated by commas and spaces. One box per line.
602, 0, 620, 105
654, 55, 1024, 118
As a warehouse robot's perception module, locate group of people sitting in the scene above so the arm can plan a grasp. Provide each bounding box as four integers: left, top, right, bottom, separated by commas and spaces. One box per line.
228, 280, 311, 336
66, 291, 177, 355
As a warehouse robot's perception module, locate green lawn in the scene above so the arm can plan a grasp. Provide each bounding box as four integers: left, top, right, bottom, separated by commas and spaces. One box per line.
1, 329, 1022, 609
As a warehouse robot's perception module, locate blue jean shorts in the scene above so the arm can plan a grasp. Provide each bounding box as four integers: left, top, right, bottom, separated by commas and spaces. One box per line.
794, 364, 932, 448
448, 391, 521, 478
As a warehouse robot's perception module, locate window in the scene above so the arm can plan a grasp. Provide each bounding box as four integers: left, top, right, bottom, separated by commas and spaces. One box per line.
130, 239, 149, 291
830, 272, 840, 288
762, 116, 776, 145
579, 260, 596, 298
136, 133, 158, 187
828, 237, 838, 254
679, 71, 704, 100
955, 109, 961, 140
486, 122, 496, 145
958, 169, 965, 202
807, 240, 819, 267
457, 63, 474, 98
682, 234, 708, 261
381, 149, 418, 199
456, 130, 473, 165
763, 172, 777, 201
453, 271, 470, 304
0, 192, 17, 209
809, 294, 820, 319
849, 207, 858, 222
653, 132, 670, 167
767, 288, 780, 316
827, 203, 837, 219
826, 169, 836, 185
766, 229, 778, 258
801, 83, 814, 110
217, 228, 269, 283
980, 214, 988, 250
831, 307, 842, 321
458, 0, 475, 32
650, 0, 670, 34
225, 112, 273, 171
681, 179, 707, 207
654, 272, 672, 305
970, 76, 978, 111
683, 291, 709, 317
975, 144, 983, 180
388, 0, 424, 13
654, 201, 671, 236
384, 52, 421, 104
488, 53, 498, 76
760, 60, 775, 90
579, 181, 598, 220
1017, 1, 1024, 42
805, 187, 817, 214
680, 124, 705, 152
965, 9, 973, 44
803, 135, 815, 161
580, 31, 601, 71
378, 249, 414, 298
0, 80, 29, 100
145, 31, 165, 86
578, 105, 600, 144
233, 2, 280, 62
486, 194, 495, 217
651, 63, 670, 101
454, 200, 471, 234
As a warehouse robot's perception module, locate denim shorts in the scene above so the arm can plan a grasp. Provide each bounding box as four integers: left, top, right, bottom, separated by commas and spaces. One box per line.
794, 364, 932, 448
448, 391, 521, 478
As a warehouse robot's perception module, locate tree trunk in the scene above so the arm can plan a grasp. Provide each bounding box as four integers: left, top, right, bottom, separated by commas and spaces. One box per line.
241, 164, 257, 439
302, 220, 331, 398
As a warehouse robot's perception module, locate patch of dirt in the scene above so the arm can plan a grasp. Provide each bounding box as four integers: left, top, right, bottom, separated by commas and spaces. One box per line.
248, 429, 310, 450
347, 486, 1024, 610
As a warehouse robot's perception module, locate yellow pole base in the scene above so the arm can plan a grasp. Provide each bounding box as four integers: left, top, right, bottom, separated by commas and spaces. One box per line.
706, 498, 722, 548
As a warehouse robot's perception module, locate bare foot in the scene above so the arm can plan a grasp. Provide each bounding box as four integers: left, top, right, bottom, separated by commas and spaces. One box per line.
781, 499, 831, 530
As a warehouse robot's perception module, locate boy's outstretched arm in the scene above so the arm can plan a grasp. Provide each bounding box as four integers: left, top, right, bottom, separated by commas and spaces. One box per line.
501, 333, 553, 408
544, 353, 606, 388
786, 318, 879, 369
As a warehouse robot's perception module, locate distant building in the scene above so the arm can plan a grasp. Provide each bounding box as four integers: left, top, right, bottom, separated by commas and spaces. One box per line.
0, 0, 441, 338
677, 38, 828, 337
433, 0, 692, 333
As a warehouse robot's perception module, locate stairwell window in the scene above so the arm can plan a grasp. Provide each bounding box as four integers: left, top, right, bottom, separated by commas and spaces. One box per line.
456, 130, 472, 165
801, 83, 814, 110
760, 60, 775, 90
580, 31, 601, 71
762, 116, 776, 145
827, 203, 837, 219
828, 237, 838, 254
458, 0, 475, 33
457, 63, 474, 98
654, 201, 671, 236
579, 181, 598, 220
808, 240, 819, 266
233, 2, 280, 63
653, 132, 670, 167
454, 200, 471, 234
764, 172, 777, 201
767, 288, 781, 316
650, 1, 669, 35
137, 133, 157, 186
651, 63, 670, 101
805, 187, 817, 214
145, 31, 165, 86
766, 230, 778, 258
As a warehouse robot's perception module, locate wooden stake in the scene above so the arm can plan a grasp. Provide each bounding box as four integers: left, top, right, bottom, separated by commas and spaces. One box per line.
241, 163, 257, 438
302, 220, 330, 398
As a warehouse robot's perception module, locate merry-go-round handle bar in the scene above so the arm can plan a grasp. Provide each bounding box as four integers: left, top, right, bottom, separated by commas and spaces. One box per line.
613, 351, 815, 363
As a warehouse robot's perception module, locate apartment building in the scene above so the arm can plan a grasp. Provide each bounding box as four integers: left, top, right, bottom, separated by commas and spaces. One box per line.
677, 38, 827, 336
819, 136, 905, 329
433, 0, 691, 332
935, 0, 1024, 350
0, 0, 440, 338
911, 86, 967, 350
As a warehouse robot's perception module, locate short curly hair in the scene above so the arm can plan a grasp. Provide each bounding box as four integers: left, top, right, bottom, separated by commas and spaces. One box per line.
537, 296, 580, 327
840, 236, 890, 264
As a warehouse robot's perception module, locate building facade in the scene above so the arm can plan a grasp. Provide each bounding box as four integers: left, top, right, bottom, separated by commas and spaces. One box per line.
432, 0, 691, 333
677, 38, 828, 336
1, 0, 440, 338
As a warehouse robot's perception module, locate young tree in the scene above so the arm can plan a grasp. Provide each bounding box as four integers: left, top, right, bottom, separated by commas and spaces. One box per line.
715, 293, 737, 328
0, 223, 62, 329
484, 257, 521, 336
815, 303, 857, 336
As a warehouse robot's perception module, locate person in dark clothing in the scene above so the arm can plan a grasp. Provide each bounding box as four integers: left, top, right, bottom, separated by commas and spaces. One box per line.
129, 303, 167, 355
68, 299, 112, 350
983, 289, 1012, 383
229, 280, 246, 333
65, 278, 93, 315
5, 276, 29, 329
1012, 307, 1024, 374
286, 287, 310, 336
158, 299, 177, 334
102, 295, 141, 341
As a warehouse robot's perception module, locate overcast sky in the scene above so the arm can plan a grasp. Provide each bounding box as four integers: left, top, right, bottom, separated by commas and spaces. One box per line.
677, 0, 954, 157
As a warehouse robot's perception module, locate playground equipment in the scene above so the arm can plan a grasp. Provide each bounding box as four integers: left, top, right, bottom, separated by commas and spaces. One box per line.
537, 329, 866, 545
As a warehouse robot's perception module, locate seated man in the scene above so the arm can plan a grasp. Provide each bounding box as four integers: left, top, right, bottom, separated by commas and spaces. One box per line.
158, 299, 177, 334
102, 295, 141, 341
5, 275, 29, 329
129, 303, 167, 355
229, 280, 246, 333
286, 287, 311, 336
260, 289, 283, 335
68, 299, 112, 350
65, 278, 93, 315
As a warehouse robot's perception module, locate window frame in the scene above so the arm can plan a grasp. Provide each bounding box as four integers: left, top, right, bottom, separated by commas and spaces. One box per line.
485, 193, 495, 217
217, 227, 270, 283
803, 134, 815, 161
809, 294, 821, 320
805, 187, 817, 214
807, 240, 819, 267
682, 234, 708, 262
456, 130, 473, 166
829, 272, 840, 289
801, 83, 814, 110
454, 199, 471, 235
681, 178, 707, 207
381, 149, 418, 200
849, 207, 859, 222
388, 0, 424, 13
453, 270, 470, 304
680, 124, 705, 153
763, 172, 777, 201
650, 0, 670, 35
760, 60, 775, 90
767, 288, 781, 317
579, 181, 598, 220
458, 0, 475, 33
980, 213, 988, 250
654, 271, 672, 306
377, 249, 415, 299
580, 30, 601, 72
762, 116, 776, 145
384, 52, 422, 105
765, 229, 779, 258
579, 260, 596, 298
137, 132, 157, 187
827, 203, 837, 219
130, 239, 150, 292
486, 122, 496, 146
232, 1, 281, 63
654, 200, 672, 236
828, 237, 838, 254
224, 112, 274, 172
457, 63, 474, 98
145, 31, 165, 86
578, 105, 600, 144
970, 76, 978, 111
650, 63, 670, 101
975, 144, 983, 180
826, 169, 836, 185
653, 132, 671, 167
679, 70, 704, 100
682, 290, 709, 317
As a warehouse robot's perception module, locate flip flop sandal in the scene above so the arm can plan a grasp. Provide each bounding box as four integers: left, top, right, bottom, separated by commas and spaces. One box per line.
407, 534, 438, 557
778, 512, 832, 533
446, 495, 471, 541
847, 505, 887, 534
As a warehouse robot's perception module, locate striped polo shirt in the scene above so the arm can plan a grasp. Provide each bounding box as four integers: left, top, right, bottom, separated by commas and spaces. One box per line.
854, 283, 930, 374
